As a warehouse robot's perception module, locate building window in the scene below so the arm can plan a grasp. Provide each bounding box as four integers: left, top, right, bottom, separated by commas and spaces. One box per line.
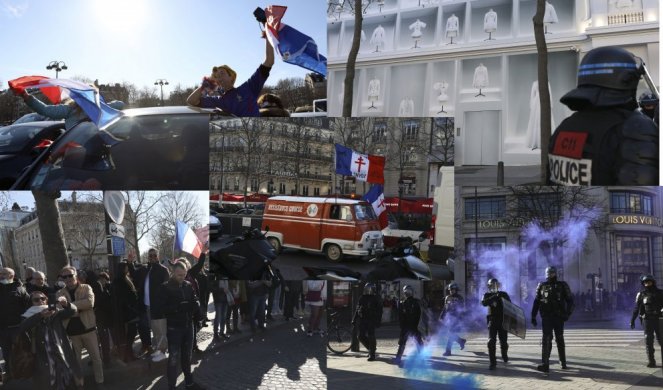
464, 196, 506, 220
372, 123, 387, 142
279, 183, 286, 195
610, 192, 653, 215
314, 187, 320, 196
250, 179, 258, 192
233, 178, 240, 191
302, 185, 309, 196
615, 235, 651, 292
516, 193, 562, 217
403, 120, 420, 140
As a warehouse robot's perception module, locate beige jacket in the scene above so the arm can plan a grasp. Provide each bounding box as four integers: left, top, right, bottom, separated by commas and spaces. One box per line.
56, 283, 96, 330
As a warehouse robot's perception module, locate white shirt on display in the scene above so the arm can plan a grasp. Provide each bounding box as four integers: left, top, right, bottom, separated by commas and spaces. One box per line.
473, 64, 489, 89
484, 9, 497, 33
370, 25, 386, 48
544, 1, 559, 24
368, 79, 381, 99
446, 14, 459, 38
409, 19, 427, 39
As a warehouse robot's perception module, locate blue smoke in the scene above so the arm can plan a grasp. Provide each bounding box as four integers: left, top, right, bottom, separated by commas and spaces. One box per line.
401, 335, 483, 389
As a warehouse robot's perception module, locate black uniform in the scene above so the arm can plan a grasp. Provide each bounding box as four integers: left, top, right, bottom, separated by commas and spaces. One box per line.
353, 294, 383, 360
531, 279, 575, 368
395, 296, 423, 363
630, 286, 663, 366
482, 290, 511, 366
441, 292, 466, 354
547, 46, 658, 186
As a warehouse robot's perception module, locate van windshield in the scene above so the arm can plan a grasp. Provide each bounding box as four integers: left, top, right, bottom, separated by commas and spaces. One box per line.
354, 204, 377, 221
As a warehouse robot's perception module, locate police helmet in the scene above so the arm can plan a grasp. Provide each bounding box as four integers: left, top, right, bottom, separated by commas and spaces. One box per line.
403, 284, 414, 298
545, 266, 557, 279
364, 283, 376, 295
561, 46, 644, 110
638, 92, 658, 119
447, 282, 459, 292
640, 274, 656, 286
487, 278, 499, 291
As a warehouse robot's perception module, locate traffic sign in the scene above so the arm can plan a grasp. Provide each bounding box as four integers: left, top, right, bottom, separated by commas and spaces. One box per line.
104, 191, 125, 224
109, 236, 125, 256
109, 223, 125, 238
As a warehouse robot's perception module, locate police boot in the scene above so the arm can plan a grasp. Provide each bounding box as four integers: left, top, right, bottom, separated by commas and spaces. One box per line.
501, 345, 509, 363
393, 345, 405, 366
367, 350, 376, 362
558, 344, 567, 369
646, 347, 656, 368
488, 342, 497, 370
537, 340, 552, 373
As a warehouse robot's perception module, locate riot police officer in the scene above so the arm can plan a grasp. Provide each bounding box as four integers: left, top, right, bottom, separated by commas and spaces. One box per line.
352, 283, 383, 361
531, 266, 575, 373
481, 278, 511, 370
547, 46, 658, 186
393, 285, 423, 366
630, 275, 663, 367
440, 282, 466, 356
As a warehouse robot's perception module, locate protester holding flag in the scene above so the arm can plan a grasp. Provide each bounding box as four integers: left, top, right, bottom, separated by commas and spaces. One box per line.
9, 76, 123, 130
186, 29, 274, 117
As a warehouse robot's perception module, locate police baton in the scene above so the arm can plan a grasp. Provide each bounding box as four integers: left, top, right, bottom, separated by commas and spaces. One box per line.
640, 63, 659, 99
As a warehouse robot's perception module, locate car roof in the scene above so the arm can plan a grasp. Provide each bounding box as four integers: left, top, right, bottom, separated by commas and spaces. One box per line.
120, 106, 215, 117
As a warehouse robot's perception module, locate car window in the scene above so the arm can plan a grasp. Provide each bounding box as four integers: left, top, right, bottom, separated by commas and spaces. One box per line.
0, 125, 45, 153
26, 113, 209, 190
354, 204, 376, 221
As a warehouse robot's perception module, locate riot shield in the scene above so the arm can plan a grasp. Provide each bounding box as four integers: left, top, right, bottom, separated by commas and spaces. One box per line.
501, 298, 527, 339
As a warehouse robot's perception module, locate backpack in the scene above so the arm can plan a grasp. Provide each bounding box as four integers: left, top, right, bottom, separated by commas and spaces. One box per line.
9, 330, 35, 380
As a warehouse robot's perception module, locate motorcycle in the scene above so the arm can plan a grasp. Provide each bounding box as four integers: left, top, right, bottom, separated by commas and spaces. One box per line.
209, 226, 280, 281
303, 233, 432, 281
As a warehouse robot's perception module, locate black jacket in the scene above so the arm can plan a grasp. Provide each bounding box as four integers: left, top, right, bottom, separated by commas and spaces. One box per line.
353, 294, 382, 328
532, 279, 575, 320
160, 279, 201, 328
0, 281, 30, 328
482, 291, 511, 321
399, 297, 421, 330
631, 286, 663, 322
111, 278, 139, 325
129, 261, 170, 318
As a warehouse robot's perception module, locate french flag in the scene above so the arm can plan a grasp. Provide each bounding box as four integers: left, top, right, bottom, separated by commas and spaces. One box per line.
363, 185, 388, 229
264, 5, 327, 76
175, 220, 204, 258
335, 143, 385, 184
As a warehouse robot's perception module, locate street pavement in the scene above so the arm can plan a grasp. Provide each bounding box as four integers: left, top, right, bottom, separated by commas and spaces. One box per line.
327, 322, 663, 390
2, 302, 326, 390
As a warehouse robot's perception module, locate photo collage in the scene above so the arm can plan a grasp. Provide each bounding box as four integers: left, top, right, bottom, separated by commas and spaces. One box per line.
0, 1, 661, 389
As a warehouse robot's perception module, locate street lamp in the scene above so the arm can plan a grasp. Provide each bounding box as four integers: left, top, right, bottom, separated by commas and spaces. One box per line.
46, 61, 68, 79
154, 79, 169, 106
67, 245, 73, 266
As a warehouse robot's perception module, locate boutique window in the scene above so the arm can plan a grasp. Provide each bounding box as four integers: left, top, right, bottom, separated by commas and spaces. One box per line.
465, 197, 506, 220
610, 192, 653, 215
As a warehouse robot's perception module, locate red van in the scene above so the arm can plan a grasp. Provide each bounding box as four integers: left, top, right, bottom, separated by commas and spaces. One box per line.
261, 196, 384, 262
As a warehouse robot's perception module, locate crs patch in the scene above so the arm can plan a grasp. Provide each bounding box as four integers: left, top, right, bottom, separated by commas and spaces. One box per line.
548, 154, 592, 185
552, 131, 588, 159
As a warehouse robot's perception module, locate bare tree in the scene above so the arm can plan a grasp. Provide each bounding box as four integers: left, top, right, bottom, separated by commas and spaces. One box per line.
233, 118, 271, 206
168, 84, 197, 106
124, 191, 160, 260
135, 86, 160, 107
342, 0, 364, 116
534, 0, 552, 183
32, 190, 69, 283
64, 199, 105, 271
428, 117, 454, 166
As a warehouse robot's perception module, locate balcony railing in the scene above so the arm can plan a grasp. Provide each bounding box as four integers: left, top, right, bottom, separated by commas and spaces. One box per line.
608, 11, 644, 25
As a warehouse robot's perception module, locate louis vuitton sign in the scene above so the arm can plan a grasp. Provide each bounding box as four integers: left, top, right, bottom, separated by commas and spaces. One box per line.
611, 215, 663, 227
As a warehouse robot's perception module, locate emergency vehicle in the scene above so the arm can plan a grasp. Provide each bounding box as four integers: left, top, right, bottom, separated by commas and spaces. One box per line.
261, 196, 384, 262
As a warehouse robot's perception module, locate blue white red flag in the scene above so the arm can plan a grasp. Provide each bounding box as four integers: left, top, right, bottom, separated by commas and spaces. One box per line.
264, 5, 327, 76
363, 184, 388, 229
8, 77, 121, 128
175, 220, 204, 258
335, 143, 385, 184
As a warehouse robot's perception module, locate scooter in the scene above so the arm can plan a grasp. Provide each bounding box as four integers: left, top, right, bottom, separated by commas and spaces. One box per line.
209, 226, 280, 281
303, 233, 432, 281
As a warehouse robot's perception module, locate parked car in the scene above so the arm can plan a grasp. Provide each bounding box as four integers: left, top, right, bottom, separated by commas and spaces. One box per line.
210, 212, 222, 240
11, 106, 211, 190
12, 112, 50, 124
0, 121, 65, 188
235, 208, 257, 215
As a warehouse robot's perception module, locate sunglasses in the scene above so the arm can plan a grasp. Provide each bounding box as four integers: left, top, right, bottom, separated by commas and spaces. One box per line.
61, 274, 76, 279
32, 297, 47, 302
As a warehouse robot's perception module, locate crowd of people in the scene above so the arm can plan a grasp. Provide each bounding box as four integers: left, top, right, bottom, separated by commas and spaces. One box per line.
0, 255, 330, 390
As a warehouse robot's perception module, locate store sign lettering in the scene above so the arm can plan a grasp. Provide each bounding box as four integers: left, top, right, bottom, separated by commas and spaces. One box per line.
611, 215, 663, 227
478, 218, 526, 229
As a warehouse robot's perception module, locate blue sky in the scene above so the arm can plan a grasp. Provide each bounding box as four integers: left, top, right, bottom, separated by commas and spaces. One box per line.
0, 0, 327, 97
